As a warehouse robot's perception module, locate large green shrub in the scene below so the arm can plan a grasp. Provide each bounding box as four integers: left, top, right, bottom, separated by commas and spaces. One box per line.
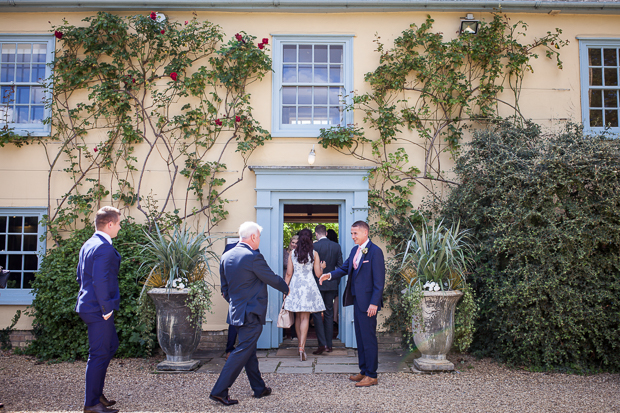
442, 120, 620, 371
26, 220, 156, 360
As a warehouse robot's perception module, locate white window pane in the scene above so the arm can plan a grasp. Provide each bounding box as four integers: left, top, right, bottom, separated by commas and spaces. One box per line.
32, 64, 46, 82
32, 44, 47, 63
1, 65, 14, 82
283, 45, 297, 63
314, 87, 328, 104
298, 65, 312, 83
16, 64, 30, 82
329, 65, 342, 83
16, 44, 30, 63
330, 106, 342, 124
16, 106, 28, 123
283, 65, 297, 83
282, 87, 296, 104
1, 43, 16, 62
314, 107, 328, 124
330, 45, 343, 63
298, 106, 312, 124
16, 86, 29, 104
329, 87, 343, 105
282, 106, 296, 124
299, 45, 312, 63
30, 106, 44, 123
298, 87, 312, 104
314, 66, 328, 83
0, 105, 13, 122
315, 45, 328, 63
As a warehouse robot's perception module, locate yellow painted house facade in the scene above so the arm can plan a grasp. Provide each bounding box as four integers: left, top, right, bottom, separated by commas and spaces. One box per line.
1, 0, 619, 349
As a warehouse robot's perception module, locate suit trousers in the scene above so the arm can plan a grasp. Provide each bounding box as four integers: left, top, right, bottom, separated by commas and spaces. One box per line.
210, 315, 266, 398
312, 290, 338, 348
225, 325, 237, 354
353, 303, 378, 379
79, 312, 119, 407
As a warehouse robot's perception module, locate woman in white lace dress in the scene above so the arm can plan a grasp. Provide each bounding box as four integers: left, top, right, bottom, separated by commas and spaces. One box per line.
284, 228, 326, 361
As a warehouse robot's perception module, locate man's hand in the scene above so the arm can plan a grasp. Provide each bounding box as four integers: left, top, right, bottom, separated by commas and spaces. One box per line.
103, 311, 113, 320
320, 260, 326, 269
319, 273, 331, 285
367, 304, 378, 317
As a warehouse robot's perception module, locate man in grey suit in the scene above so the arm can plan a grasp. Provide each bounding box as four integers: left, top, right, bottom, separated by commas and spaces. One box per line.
210, 222, 289, 407
312, 225, 343, 355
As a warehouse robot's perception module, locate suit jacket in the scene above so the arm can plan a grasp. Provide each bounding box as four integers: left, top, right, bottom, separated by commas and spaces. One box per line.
75, 234, 121, 314
221, 243, 289, 326
330, 240, 385, 312
313, 237, 343, 291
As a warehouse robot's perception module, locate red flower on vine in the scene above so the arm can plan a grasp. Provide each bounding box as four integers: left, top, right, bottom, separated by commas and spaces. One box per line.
235, 33, 243, 42
215, 119, 222, 126
132, 78, 136, 84
54, 31, 63, 39
94, 147, 98, 152
258, 43, 264, 50
150, 11, 157, 20
235, 116, 241, 122
262, 38, 269, 45
170, 72, 178, 81
185, 21, 189, 25
160, 29, 165, 35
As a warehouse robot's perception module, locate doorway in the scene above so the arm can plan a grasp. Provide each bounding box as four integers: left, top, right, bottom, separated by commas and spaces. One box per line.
250, 166, 372, 349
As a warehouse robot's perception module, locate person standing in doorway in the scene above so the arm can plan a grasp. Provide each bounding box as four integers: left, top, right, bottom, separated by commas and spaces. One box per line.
210, 222, 289, 406
319, 220, 385, 387
75, 206, 122, 413
312, 225, 343, 355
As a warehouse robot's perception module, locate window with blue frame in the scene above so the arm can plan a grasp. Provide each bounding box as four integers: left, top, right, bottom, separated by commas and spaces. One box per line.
579, 38, 620, 133
271, 35, 353, 137
0, 35, 54, 136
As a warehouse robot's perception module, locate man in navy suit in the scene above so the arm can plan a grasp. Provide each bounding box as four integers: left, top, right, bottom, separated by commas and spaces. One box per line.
210, 222, 289, 406
320, 220, 385, 387
75, 206, 122, 413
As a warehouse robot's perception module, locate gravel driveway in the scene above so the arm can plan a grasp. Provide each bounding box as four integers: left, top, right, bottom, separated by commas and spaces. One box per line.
1, 351, 619, 413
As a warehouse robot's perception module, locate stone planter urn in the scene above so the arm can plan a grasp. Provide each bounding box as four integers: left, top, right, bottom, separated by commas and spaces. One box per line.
148, 288, 202, 371
412, 290, 463, 372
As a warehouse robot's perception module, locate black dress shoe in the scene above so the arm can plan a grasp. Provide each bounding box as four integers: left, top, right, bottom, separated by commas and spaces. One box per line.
325, 346, 333, 353
209, 394, 238, 406
100, 394, 116, 407
254, 387, 272, 398
83, 402, 119, 413
313, 346, 327, 355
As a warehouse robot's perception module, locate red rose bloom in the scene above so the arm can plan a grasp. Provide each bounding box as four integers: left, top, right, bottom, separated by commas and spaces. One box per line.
235, 33, 243, 42
54, 31, 63, 39
170, 72, 178, 81
235, 116, 241, 122
161, 29, 165, 35
132, 78, 136, 84
262, 38, 269, 45
185, 21, 189, 25
94, 147, 98, 152
150, 11, 157, 20
215, 119, 222, 126
258, 43, 264, 50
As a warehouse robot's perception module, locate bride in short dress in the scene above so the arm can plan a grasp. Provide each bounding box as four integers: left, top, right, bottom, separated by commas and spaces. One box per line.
284, 228, 326, 361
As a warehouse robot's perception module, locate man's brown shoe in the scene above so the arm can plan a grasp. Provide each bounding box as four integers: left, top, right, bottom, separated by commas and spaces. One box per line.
83, 402, 119, 413
313, 346, 327, 355
355, 376, 378, 387
349, 373, 366, 382
99, 395, 116, 407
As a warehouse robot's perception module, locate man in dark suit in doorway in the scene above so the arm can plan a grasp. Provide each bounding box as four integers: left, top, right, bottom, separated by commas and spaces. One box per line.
75, 206, 122, 413
320, 220, 385, 387
210, 222, 289, 406
312, 224, 343, 355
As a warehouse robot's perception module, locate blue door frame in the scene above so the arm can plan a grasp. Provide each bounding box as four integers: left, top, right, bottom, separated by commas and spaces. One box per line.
249, 166, 372, 349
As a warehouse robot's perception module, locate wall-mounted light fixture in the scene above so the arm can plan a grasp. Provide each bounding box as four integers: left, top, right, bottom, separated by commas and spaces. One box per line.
308, 145, 316, 165
460, 14, 479, 35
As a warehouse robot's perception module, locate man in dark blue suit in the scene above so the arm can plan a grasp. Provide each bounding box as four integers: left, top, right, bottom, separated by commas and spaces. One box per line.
320, 220, 385, 387
75, 206, 122, 413
210, 222, 289, 406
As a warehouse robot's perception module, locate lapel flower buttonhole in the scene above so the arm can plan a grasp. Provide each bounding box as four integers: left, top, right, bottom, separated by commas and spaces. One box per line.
362, 248, 368, 255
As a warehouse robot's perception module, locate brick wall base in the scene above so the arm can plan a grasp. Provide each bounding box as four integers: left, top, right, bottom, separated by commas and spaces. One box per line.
8, 330, 34, 349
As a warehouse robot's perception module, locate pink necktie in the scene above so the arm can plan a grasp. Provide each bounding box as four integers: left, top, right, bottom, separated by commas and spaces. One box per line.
353, 246, 362, 270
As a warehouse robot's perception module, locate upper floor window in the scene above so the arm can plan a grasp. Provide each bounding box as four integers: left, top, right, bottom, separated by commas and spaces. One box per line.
271, 35, 353, 137
0, 35, 54, 136
579, 38, 620, 134
0, 208, 47, 305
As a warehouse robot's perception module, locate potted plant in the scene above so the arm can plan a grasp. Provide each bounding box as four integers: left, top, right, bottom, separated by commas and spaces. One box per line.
140, 224, 217, 371
399, 219, 477, 371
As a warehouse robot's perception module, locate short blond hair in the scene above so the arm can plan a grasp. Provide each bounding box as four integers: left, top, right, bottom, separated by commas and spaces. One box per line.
95, 206, 121, 230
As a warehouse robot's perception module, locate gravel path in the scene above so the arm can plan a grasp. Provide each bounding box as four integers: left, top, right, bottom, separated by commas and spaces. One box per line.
1, 352, 619, 413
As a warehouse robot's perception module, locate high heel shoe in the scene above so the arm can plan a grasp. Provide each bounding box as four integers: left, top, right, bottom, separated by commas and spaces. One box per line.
299, 347, 306, 361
